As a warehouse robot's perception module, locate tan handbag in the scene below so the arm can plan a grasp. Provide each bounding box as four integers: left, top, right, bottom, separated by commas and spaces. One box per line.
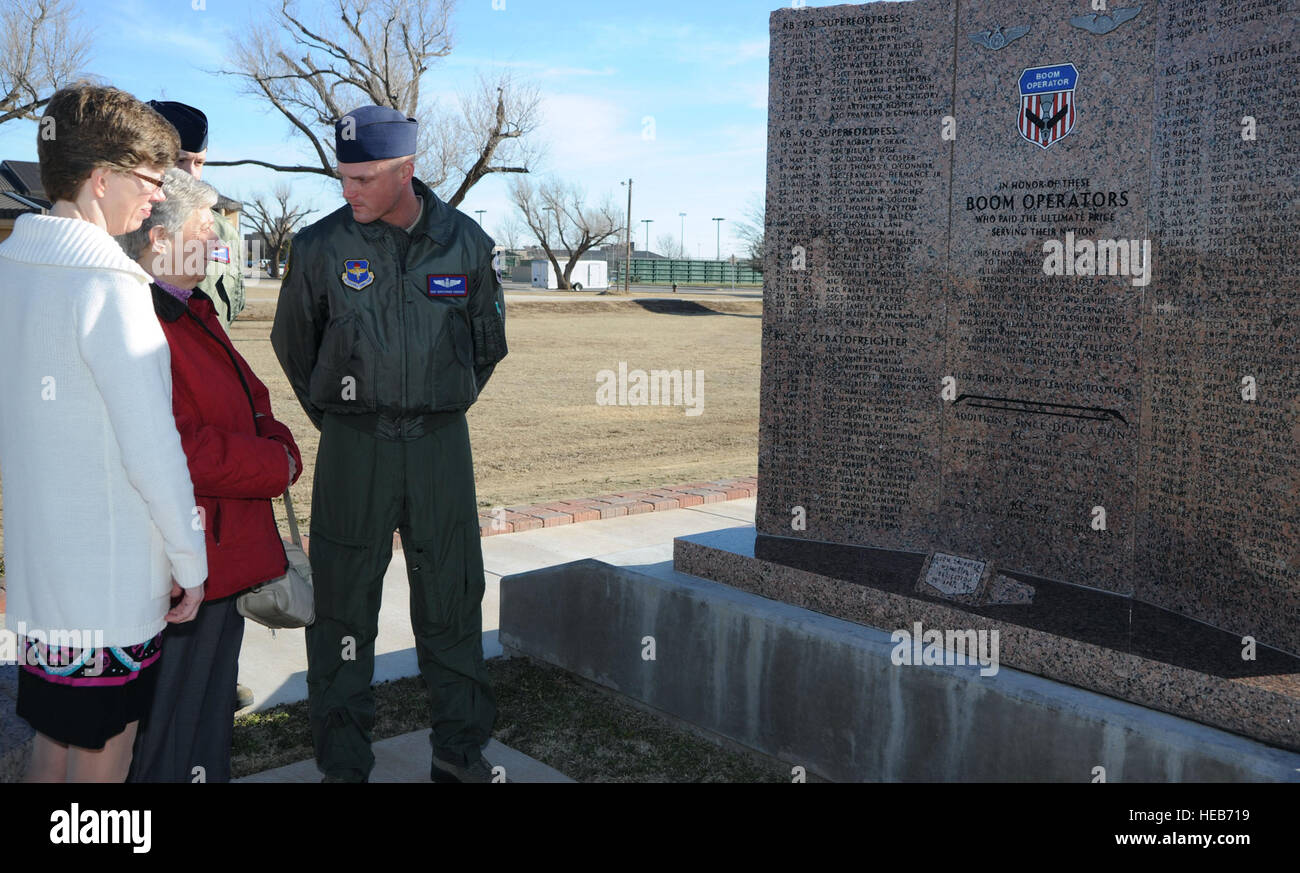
237, 489, 315, 629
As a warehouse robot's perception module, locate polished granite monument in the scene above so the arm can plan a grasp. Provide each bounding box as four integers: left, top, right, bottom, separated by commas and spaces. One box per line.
677, 0, 1299, 751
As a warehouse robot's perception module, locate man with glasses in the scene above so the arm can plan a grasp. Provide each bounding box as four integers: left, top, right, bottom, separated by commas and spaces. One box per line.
148, 101, 245, 330
272, 105, 507, 783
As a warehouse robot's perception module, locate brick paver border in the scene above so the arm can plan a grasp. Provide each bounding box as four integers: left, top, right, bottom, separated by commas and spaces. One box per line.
476, 476, 757, 537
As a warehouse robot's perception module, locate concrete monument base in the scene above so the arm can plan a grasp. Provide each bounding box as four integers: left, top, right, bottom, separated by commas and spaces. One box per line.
499, 536, 1300, 782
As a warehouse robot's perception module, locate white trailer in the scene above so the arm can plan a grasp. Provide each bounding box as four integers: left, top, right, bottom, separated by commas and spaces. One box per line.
530, 259, 608, 290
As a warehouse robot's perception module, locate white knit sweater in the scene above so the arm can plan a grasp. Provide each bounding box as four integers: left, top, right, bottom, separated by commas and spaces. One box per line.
0, 214, 207, 647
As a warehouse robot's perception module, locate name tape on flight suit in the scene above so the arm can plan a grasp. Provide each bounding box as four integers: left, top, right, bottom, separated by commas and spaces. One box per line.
427, 275, 468, 297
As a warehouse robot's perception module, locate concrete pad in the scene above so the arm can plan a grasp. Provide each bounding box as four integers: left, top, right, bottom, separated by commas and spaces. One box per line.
238, 500, 757, 712
237, 736, 573, 783
682, 497, 756, 523
481, 504, 751, 577
239, 565, 503, 712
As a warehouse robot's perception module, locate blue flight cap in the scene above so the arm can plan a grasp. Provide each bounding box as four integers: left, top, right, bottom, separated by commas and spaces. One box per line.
335, 105, 418, 163
148, 100, 208, 152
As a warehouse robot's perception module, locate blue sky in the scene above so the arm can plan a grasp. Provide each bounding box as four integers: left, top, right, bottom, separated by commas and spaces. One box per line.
0, 0, 822, 258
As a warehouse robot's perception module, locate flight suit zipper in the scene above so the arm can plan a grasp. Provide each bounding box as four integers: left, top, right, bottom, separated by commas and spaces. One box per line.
396, 231, 408, 412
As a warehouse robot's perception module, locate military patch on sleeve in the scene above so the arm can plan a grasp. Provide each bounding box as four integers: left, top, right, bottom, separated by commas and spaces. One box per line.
209, 242, 231, 264
426, 274, 468, 297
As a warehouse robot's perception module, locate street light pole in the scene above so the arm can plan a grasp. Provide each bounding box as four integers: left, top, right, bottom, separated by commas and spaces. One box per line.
679, 212, 686, 259
712, 217, 725, 261
474, 209, 485, 226
641, 219, 653, 253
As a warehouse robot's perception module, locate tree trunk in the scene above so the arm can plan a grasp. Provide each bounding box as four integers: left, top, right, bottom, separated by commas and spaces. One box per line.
545, 250, 569, 290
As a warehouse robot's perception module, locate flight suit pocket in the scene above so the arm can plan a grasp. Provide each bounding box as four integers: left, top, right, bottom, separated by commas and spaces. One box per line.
310, 313, 375, 411
472, 310, 507, 368
431, 310, 478, 409
405, 521, 485, 633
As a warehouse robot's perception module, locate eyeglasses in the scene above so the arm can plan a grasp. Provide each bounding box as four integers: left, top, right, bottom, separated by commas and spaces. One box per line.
126, 170, 165, 190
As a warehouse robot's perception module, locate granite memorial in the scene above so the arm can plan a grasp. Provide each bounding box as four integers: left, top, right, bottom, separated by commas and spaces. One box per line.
499, 0, 1300, 775
677, 0, 1299, 750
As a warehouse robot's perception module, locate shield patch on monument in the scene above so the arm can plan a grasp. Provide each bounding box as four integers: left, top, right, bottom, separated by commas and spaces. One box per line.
1018, 63, 1078, 149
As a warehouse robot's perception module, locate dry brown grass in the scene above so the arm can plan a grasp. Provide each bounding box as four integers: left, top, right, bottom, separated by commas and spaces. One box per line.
231, 297, 762, 531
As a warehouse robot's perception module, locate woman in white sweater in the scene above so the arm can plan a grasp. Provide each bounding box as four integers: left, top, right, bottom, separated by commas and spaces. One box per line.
0, 84, 207, 782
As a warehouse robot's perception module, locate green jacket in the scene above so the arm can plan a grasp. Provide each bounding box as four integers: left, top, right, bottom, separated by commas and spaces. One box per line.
271, 178, 507, 429
197, 209, 245, 328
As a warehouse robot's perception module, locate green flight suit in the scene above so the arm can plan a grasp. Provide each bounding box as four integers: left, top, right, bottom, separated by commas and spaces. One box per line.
271, 178, 507, 781
197, 208, 245, 328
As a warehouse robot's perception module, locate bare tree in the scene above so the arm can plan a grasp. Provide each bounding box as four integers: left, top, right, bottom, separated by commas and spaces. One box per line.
215, 0, 540, 207
510, 177, 622, 291
0, 0, 89, 126
733, 193, 765, 273
244, 183, 315, 279
655, 232, 685, 260
493, 213, 527, 251
421, 73, 543, 206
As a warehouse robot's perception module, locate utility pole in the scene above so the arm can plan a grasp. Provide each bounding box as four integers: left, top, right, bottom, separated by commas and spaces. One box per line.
622, 178, 632, 294
713, 217, 725, 261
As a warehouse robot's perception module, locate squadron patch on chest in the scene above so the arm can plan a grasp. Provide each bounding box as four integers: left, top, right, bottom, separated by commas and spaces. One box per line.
341, 259, 374, 290
426, 274, 468, 297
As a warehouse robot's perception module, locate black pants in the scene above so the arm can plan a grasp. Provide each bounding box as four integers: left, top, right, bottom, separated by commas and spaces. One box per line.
128, 596, 244, 783
306, 412, 496, 782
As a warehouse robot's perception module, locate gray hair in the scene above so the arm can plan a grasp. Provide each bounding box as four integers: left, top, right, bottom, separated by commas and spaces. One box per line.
115, 167, 218, 260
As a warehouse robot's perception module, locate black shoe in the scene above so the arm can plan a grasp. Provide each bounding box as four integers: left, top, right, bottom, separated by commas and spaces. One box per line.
321, 772, 369, 783
430, 753, 496, 783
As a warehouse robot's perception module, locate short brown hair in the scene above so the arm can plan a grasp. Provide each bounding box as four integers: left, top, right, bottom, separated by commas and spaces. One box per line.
37, 83, 180, 203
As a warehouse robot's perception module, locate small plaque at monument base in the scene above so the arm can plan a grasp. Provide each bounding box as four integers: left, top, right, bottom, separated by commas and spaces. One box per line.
917, 553, 994, 604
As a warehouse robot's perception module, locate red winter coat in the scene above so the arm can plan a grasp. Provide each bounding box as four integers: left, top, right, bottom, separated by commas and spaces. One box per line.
152, 284, 303, 601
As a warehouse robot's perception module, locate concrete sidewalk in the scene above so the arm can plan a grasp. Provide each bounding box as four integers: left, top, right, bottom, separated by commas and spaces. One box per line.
233, 496, 756, 782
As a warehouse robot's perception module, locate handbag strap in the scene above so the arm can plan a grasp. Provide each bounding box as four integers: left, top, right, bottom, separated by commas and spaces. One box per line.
283, 488, 302, 547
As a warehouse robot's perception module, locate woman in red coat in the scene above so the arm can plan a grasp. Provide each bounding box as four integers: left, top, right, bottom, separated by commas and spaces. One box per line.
115, 168, 303, 782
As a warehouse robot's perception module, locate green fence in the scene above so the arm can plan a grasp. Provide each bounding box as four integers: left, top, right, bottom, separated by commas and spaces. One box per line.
612, 258, 762, 286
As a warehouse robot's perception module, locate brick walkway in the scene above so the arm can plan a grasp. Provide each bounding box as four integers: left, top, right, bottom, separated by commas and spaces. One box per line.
477, 476, 758, 536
